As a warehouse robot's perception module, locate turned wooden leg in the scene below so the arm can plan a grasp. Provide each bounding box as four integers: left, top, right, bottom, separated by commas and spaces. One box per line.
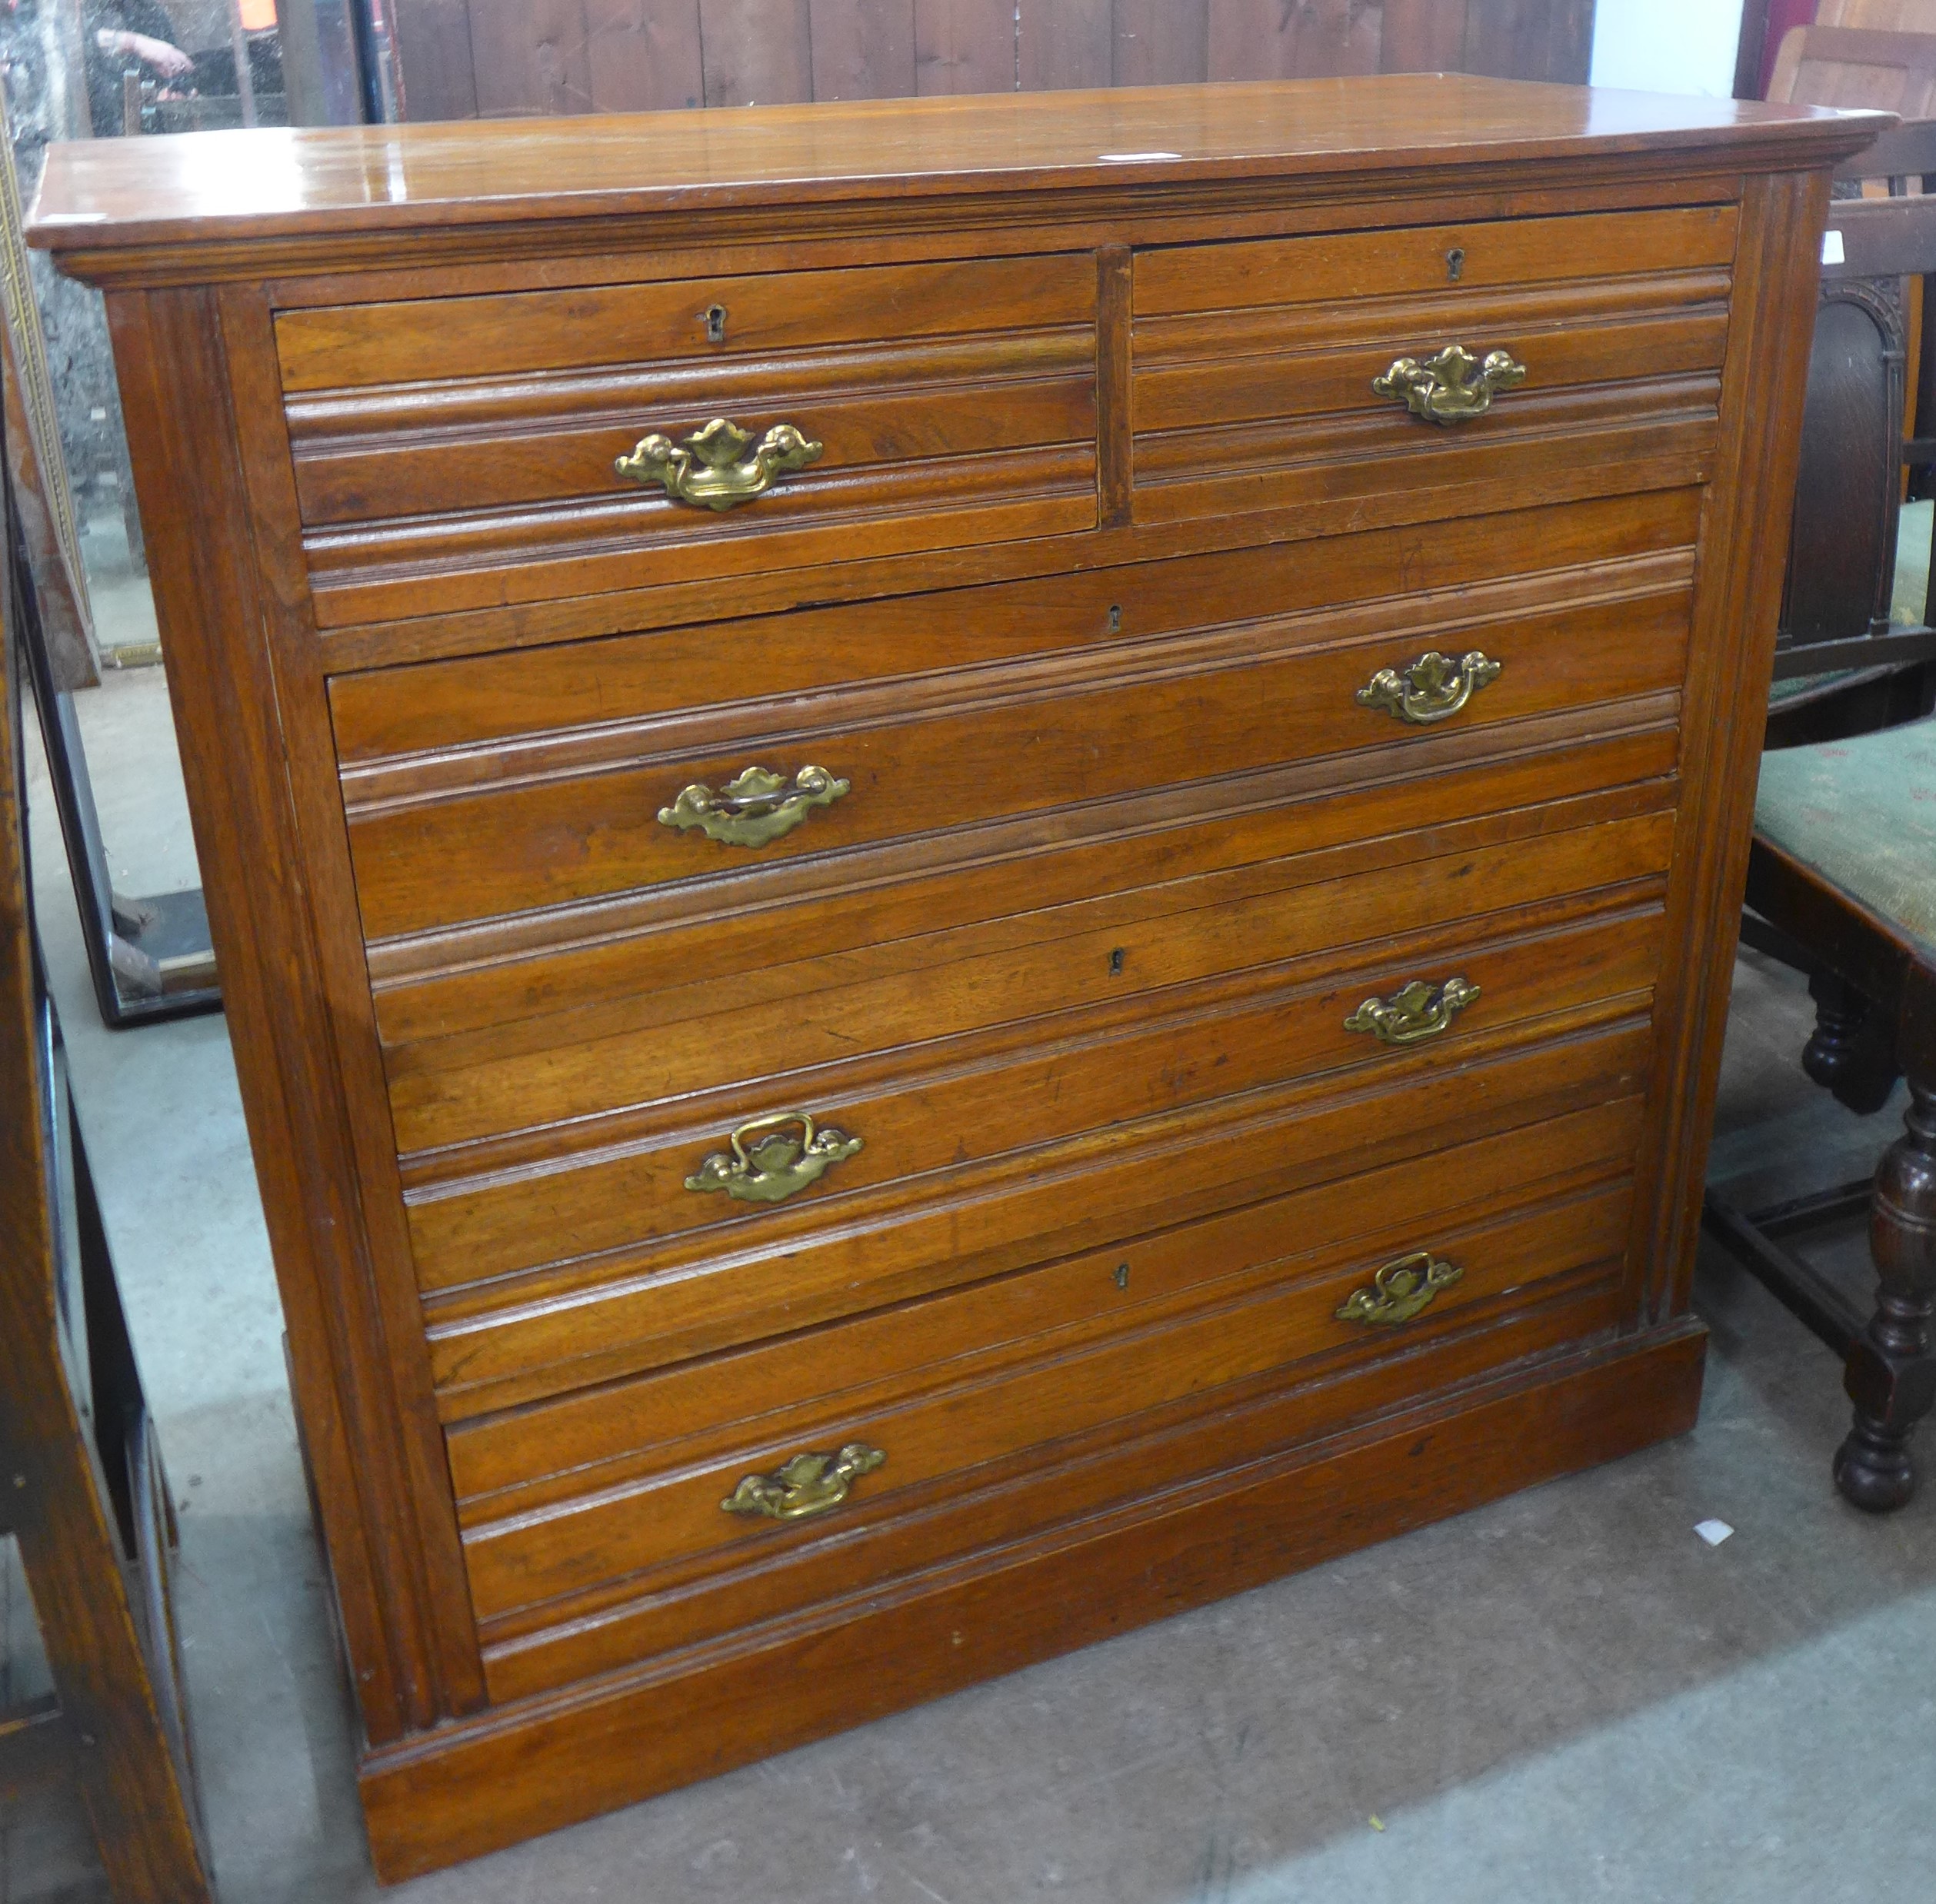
1836, 1080, 1936, 1510
1804, 972, 1899, 1115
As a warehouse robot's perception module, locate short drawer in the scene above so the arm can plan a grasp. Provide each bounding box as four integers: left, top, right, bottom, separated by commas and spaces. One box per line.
1132, 204, 1735, 530
452, 1114, 1638, 1627
280, 255, 1099, 627
339, 552, 1693, 942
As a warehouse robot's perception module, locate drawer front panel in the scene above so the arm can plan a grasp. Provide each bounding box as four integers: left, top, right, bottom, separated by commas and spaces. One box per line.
342, 575, 1691, 942
404, 877, 1667, 1297
280, 255, 1100, 626
449, 1093, 1644, 1503
370, 721, 1682, 1053
456, 1161, 1634, 1621
328, 489, 1699, 763
278, 257, 1101, 391
421, 996, 1659, 1420
1132, 205, 1734, 528
385, 800, 1674, 1155
477, 1280, 1625, 1702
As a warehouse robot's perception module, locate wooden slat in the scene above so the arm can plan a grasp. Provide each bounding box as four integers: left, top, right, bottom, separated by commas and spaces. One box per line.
698, 0, 814, 105
1019, 0, 1114, 91
382, 0, 1601, 117
1381, 0, 1466, 71
913, 0, 1017, 92
1206, 0, 1301, 78
1206, 0, 1380, 82
1548, 0, 1594, 82
584, 0, 705, 112
1836, 115, 1936, 178
467, 0, 594, 115
1113, 0, 1208, 84
391, 0, 480, 119
811, 0, 918, 98
1824, 192, 1936, 278
1296, 0, 1382, 77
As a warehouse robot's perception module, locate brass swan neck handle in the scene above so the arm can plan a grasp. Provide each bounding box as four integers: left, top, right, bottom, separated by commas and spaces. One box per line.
616, 418, 822, 510
1335, 1251, 1464, 1326
1373, 345, 1527, 425
1344, 976, 1481, 1047
658, 764, 850, 849
721, 1443, 887, 1520
685, 1111, 864, 1206
1357, 650, 1502, 726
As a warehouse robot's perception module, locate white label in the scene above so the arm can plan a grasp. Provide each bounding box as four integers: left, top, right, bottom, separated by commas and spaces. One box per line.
1694, 1518, 1735, 1547
1823, 228, 1846, 266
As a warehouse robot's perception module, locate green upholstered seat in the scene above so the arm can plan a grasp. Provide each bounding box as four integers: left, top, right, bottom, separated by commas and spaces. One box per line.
1768, 667, 1859, 707
1754, 714, 1936, 954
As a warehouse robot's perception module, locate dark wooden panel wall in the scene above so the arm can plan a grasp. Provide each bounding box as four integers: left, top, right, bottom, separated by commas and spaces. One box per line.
390, 0, 1597, 121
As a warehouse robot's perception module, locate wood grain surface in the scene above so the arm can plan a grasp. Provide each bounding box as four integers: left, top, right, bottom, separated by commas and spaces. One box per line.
35, 80, 1875, 1879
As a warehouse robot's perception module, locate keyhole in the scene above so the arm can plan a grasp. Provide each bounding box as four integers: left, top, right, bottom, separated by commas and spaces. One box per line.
1114, 1263, 1130, 1290
1109, 947, 1126, 977
1108, 604, 1122, 634
1446, 248, 1465, 284
704, 303, 728, 344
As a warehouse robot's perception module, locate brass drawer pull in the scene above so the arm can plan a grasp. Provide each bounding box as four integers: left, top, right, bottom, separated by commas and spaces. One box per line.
1373, 345, 1527, 425
659, 764, 850, 848
685, 1110, 863, 1206
1357, 649, 1502, 726
1336, 1250, 1464, 1326
722, 1443, 886, 1521
1345, 975, 1480, 1046
615, 417, 822, 510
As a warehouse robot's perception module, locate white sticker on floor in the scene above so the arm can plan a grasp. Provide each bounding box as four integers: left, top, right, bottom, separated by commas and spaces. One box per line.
1695, 1519, 1735, 1547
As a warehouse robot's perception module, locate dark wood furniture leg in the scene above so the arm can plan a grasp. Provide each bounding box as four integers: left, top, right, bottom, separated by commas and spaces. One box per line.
1838, 1078, 1936, 1508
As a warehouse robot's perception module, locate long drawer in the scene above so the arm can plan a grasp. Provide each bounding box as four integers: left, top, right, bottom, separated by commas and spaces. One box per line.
386, 798, 1673, 1154
404, 854, 1664, 1287
368, 717, 1681, 1052
338, 530, 1693, 942
451, 1097, 1640, 1679
328, 489, 1698, 761
281, 255, 1100, 627
476, 1277, 1628, 1704
421, 986, 1660, 1419
1132, 204, 1735, 528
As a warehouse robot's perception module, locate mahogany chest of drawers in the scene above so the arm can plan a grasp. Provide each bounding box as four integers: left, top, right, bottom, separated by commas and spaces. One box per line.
31, 77, 1871, 1879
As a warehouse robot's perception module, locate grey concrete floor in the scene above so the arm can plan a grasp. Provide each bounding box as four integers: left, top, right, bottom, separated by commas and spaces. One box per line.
11, 665, 1936, 1904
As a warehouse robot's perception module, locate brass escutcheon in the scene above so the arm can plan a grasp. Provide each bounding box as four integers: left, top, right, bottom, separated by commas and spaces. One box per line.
1372, 345, 1527, 425
1357, 649, 1502, 726
685, 1111, 864, 1207
1335, 1250, 1464, 1326
721, 1443, 886, 1521
615, 417, 821, 510
1345, 975, 1481, 1046
658, 764, 850, 849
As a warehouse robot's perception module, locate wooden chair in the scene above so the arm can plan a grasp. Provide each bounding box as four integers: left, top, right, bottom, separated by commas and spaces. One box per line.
0, 471, 212, 1896
1768, 22, 1936, 112
1708, 720, 1936, 1511
1704, 128, 1936, 1510
1761, 112, 1936, 749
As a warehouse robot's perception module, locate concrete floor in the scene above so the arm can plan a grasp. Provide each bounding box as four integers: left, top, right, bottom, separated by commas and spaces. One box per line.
10, 664, 1936, 1904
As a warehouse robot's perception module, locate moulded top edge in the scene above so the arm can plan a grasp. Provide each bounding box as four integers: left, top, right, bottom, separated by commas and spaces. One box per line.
25, 76, 1886, 268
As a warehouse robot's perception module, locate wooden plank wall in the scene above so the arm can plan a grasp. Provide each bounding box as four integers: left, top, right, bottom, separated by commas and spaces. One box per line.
390, 0, 1597, 121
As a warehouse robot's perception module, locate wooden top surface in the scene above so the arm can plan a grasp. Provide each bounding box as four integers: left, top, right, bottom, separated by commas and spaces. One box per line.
28, 76, 1881, 260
